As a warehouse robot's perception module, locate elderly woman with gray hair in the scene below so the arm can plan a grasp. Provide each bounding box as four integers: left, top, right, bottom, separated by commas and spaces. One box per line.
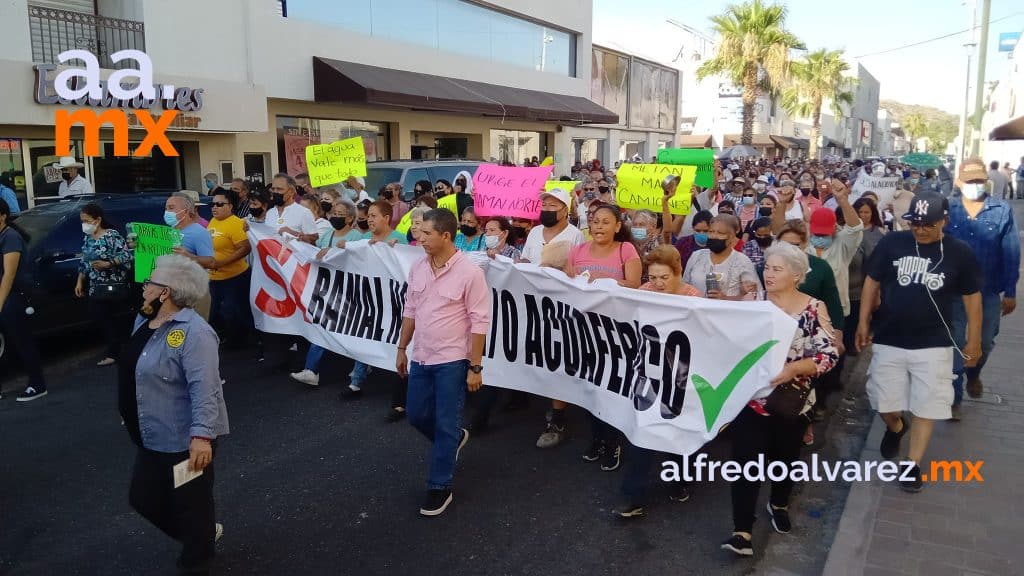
721, 242, 838, 557
120, 254, 228, 574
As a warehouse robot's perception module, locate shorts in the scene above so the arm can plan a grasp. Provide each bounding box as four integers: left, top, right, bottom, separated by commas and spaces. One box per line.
866, 344, 954, 420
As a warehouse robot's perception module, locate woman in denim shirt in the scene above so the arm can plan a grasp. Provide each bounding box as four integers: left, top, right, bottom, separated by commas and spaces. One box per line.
74, 203, 132, 366
120, 254, 228, 575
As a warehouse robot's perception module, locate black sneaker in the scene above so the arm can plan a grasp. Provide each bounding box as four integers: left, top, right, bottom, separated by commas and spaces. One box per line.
600, 444, 622, 471
338, 386, 363, 401
614, 499, 645, 519
456, 429, 469, 461
900, 464, 924, 493
582, 440, 605, 462
669, 485, 691, 503
766, 503, 791, 534
16, 387, 48, 402
880, 416, 908, 459
385, 407, 406, 423
419, 489, 453, 517
721, 533, 753, 556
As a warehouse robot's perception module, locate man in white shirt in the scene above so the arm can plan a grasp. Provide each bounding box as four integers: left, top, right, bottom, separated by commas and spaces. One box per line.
266, 173, 318, 243
521, 187, 584, 264
56, 156, 93, 197
987, 160, 1010, 200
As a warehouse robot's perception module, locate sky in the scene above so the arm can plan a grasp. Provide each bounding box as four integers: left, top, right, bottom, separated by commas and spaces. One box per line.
592, 0, 1024, 116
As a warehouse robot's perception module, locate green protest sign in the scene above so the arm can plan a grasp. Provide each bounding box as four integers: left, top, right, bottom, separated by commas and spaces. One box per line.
129, 222, 182, 282
657, 148, 715, 188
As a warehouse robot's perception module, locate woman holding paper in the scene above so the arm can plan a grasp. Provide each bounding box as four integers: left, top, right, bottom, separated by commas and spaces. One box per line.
120, 254, 228, 574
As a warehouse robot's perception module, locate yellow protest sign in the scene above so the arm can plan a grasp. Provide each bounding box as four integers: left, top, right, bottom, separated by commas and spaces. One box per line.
544, 180, 572, 193
305, 136, 366, 187
540, 156, 553, 166
615, 164, 697, 215
438, 194, 459, 217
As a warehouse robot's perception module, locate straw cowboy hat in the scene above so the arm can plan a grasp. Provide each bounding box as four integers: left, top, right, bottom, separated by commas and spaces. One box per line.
53, 156, 85, 169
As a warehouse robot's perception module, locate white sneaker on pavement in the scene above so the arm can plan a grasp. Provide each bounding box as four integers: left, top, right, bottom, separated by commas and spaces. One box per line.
215, 523, 223, 542
290, 369, 319, 386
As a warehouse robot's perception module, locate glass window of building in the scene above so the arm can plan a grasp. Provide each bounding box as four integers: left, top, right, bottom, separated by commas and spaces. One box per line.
590, 48, 628, 126
276, 116, 389, 175
490, 130, 546, 165
283, 0, 576, 77
0, 139, 27, 211
618, 140, 645, 162
629, 60, 678, 131
572, 138, 604, 166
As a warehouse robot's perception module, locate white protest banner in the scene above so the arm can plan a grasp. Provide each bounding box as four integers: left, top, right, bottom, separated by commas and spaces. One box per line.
852, 175, 900, 207
248, 225, 796, 455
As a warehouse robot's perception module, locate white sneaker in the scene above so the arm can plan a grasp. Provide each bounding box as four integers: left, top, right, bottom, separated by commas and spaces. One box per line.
290, 369, 319, 386
215, 522, 223, 542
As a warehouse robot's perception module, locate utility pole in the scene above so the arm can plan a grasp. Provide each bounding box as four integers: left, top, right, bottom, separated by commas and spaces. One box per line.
970, 0, 990, 157
958, 0, 976, 162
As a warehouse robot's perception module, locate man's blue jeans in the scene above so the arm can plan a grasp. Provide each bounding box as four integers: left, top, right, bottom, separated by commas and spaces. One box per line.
406, 360, 468, 490
951, 291, 1002, 405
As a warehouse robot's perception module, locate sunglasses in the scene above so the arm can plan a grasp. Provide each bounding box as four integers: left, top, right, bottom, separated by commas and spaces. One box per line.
211, 201, 229, 207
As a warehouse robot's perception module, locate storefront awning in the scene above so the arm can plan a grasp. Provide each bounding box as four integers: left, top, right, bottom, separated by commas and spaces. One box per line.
821, 137, 842, 149
678, 134, 712, 147
312, 57, 619, 125
769, 135, 802, 149
724, 133, 774, 146
990, 115, 1024, 140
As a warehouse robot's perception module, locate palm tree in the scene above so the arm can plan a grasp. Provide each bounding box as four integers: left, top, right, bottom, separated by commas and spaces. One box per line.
902, 113, 927, 152
780, 49, 855, 159
697, 0, 804, 146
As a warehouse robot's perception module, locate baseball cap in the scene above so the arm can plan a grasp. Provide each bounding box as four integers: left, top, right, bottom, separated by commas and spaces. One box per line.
958, 158, 987, 183
809, 208, 837, 236
901, 191, 948, 224
540, 187, 571, 208
731, 176, 746, 184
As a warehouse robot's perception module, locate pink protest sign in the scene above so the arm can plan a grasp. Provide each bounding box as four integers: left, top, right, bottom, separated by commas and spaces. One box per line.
472, 164, 555, 219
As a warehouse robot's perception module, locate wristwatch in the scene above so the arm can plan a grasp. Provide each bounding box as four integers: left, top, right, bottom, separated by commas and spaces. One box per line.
469, 364, 484, 374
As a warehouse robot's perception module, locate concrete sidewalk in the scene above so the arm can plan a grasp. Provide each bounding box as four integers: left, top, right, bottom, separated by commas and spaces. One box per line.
823, 307, 1024, 575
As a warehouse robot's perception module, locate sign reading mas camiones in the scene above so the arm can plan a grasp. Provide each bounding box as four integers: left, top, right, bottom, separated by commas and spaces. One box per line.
34, 49, 205, 158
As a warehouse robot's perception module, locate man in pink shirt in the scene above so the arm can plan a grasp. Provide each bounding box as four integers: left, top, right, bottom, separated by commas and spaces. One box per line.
396, 208, 491, 517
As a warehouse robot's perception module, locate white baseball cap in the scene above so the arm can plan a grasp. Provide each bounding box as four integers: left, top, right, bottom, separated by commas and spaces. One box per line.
540, 187, 571, 208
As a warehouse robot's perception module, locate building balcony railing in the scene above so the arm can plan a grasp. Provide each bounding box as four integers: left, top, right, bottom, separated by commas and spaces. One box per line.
28, 5, 145, 70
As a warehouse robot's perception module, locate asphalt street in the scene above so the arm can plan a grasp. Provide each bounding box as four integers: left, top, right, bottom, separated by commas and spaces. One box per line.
1, 315, 871, 576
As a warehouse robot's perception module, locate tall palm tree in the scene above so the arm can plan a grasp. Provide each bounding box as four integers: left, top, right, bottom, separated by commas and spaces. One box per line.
902, 113, 927, 152
697, 0, 804, 146
780, 49, 856, 159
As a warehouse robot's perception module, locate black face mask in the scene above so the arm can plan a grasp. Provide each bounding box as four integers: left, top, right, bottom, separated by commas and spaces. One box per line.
759, 206, 773, 217
271, 193, 285, 206
139, 295, 164, 320
250, 207, 265, 218
799, 186, 812, 197
381, 189, 394, 201
329, 216, 349, 230
539, 210, 560, 228
706, 238, 728, 254
755, 236, 773, 248
320, 201, 333, 215
62, 172, 73, 182
356, 219, 369, 231
460, 225, 478, 237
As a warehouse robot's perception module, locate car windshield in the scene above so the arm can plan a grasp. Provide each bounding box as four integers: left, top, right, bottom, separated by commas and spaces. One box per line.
364, 168, 403, 198
11, 207, 76, 252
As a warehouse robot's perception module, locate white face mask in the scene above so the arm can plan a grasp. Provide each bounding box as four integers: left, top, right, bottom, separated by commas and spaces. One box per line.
484, 234, 500, 249
962, 182, 987, 200
82, 222, 97, 235
754, 183, 766, 191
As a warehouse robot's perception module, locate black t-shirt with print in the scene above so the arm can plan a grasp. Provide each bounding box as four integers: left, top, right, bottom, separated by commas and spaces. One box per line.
866, 230, 981, 349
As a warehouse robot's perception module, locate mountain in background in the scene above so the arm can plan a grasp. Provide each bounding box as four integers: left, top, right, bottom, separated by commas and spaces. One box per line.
880, 99, 959, 152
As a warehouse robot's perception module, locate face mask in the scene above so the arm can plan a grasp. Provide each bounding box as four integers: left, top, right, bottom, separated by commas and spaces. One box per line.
759, 206, 773, 217
755, 236, 773, 248
583, 192, 596, 201
810, 235, 833, 250
329, 216, 348, 230
250, 206, 264, 218
163, 210, 180, 227
693, 232, 709, 246
62, 172, 72, 182
909, 178, 920, 186
345, 189, 358, 201
81, 222, 97, 235
631, 227, 648, 241
799, 186, 812, 196
962, 182, 987, 200
460, 225, 478, 237
139, 293, 165, 320
754, 183, 766, 192
357, 219, 369, 231
205, 180, 215, 191
706, 238, 728, 254
320, 201, 333, 215
484, 234, 500, 249
271, 193, 285, 206
539, 210, 560, 228
742, 196, 755, 206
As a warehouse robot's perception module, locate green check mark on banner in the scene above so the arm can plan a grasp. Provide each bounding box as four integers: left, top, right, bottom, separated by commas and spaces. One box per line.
692, 340, 779, 432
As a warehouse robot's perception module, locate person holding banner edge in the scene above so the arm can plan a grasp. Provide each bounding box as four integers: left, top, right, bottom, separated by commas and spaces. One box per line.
396, 208, 490, 517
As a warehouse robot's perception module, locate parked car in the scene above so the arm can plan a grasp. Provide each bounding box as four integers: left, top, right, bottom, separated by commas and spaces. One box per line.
364, 160, 483, 202
0, 192, 209, 368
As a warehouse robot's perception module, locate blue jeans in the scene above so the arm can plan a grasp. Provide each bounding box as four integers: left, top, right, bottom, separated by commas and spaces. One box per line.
406, 359, 468, 490
349, 361, 368, 388
304, 344, 325, 372
951, 291, 1002, 405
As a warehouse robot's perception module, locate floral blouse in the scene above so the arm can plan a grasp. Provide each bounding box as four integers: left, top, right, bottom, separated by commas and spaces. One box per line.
80, 229, 132, 296
749, 298, 839, 416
